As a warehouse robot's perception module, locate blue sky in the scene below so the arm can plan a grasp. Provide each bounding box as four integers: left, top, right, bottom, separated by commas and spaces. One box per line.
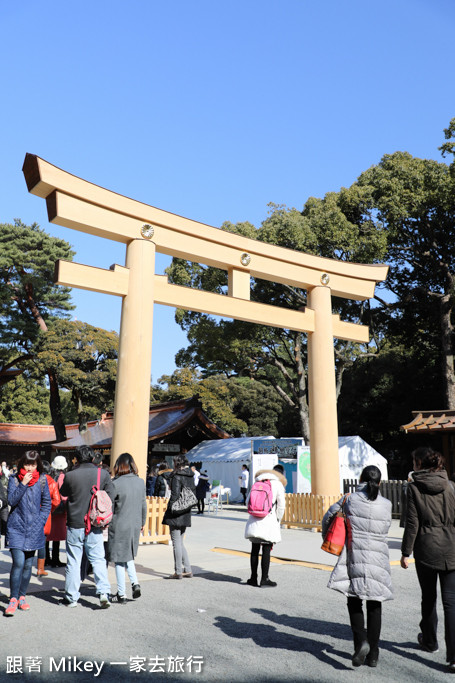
1, 0, 454, 382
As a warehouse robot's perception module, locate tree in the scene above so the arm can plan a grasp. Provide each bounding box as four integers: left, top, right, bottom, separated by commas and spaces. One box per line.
167, 204, 388, 442
227, 376, 288, 437
0, 371, 51, 424
34, 319, 118, 432
155, 367, 247, 435
355, 149, 455, 408
0, 220, 75, 439
154, 368, 287, 436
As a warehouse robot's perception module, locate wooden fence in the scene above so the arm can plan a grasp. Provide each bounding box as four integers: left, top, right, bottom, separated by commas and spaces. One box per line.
282, 493, 340, 531
343, 479, 405, 518
139, 496, 171, 545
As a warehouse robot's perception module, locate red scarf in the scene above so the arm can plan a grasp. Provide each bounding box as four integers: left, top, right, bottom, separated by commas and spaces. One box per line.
18, 468, 40, 487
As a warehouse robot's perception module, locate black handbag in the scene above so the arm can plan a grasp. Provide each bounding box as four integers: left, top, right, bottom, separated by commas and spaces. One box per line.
171, 486, 197, 513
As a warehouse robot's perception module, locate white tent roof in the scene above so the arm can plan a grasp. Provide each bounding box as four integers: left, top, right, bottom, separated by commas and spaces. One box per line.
338, 435, 388, 482
187, 436, 274, 463
188, 435, 388, 477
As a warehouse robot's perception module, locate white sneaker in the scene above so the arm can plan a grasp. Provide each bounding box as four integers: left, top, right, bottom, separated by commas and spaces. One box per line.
99, 594, 111, 609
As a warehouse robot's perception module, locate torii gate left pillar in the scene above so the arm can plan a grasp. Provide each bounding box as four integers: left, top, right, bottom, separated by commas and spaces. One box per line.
113, 239, 155, 462
22, 154, 388, 493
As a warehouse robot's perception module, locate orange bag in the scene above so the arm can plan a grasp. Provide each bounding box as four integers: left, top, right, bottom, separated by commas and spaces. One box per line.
321, 495, 349, 556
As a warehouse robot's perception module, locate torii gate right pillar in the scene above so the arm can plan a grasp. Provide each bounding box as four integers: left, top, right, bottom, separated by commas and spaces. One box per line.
307, 285, 341, 497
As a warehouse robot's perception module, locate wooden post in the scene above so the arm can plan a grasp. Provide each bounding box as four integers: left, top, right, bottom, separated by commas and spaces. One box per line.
111, 238, 155, 481
307, 284, 341, 497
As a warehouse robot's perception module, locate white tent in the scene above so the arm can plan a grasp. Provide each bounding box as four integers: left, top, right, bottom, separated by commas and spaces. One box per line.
338, 435, 388, 488
187, 436, 273, 501
187, 435, 388, 500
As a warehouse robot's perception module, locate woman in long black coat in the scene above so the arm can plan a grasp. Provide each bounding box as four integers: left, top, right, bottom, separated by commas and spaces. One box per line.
401, 447, 455, 672
107, 453, 147, 603
162, 455, 196, 579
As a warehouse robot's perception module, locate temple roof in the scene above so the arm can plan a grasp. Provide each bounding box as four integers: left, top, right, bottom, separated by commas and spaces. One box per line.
401, 410, 455, 434
0, 397, 230, 449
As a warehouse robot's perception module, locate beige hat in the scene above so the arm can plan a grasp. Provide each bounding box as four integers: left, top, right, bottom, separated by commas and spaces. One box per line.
51, 455, 68, 470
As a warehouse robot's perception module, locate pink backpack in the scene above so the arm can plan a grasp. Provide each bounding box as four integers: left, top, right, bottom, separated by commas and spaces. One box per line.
84, 468, 113, 535
248, 479, 274, 518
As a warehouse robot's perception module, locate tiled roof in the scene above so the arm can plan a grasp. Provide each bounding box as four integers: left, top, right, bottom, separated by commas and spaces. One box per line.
0, 398, 230, 449
401, 410, 455, 433
0, 421, 87, 445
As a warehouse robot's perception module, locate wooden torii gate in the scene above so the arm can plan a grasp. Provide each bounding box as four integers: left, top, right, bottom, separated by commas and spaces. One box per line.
23, 154, 388, 496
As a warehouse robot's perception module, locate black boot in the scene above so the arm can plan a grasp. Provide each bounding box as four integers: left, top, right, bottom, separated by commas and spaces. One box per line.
247, 544, 259, 586
352, 641, 370, 667
348, 597, 369, 666
365, 650, 379, 667
260, 578, 277, 587
45, 541, 52, 566
51, 541, 65, 567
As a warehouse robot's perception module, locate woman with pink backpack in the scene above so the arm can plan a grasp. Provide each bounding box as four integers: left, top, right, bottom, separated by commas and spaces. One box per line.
244, 464, 286, 588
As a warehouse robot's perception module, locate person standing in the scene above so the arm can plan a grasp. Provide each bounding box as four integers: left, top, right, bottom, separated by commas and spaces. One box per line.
154, 462, 172, 498
239, 465, 249, 505
36, 460, 61, 577
0, 478, 7, 550
59, 445, 114, 608
196, 470, 210, 514
146, 467, 157, 497
322, 465, 393, 668
46, 455, 69, 567
162, 455, 196, 579
401, 447, 455, 672
244, 464, 286, 588
0, 462, 10, 547
5, 450, 51, 616
107, 453, 147, 603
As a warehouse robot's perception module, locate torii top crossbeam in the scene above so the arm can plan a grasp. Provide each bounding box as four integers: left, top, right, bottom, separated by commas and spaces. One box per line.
23, 154, 388, 495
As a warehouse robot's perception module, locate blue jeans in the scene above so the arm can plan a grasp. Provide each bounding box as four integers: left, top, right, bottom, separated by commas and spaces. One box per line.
10, 549, 36, 599
115, 560, 138, 596
65, 527, 111, 603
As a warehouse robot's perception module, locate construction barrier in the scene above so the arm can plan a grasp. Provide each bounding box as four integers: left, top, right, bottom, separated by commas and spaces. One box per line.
139, 496, 171, 545
282, 493, 341, 531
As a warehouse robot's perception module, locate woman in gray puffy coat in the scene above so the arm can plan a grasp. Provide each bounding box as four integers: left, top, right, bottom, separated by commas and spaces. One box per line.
322, 465, 393, 668
107, 453, 147, 603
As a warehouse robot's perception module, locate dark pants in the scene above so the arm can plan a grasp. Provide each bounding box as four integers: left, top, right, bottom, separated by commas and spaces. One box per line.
416, 561, 455, 661
45, 540, 61, 564
250, 542, 272, 582
347, 596, 382, 658
10, 548, 36, 599
241, 487, 247, 505
197, 498, 205, 513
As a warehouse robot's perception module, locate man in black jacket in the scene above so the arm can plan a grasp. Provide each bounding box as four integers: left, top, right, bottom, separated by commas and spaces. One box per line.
60, 445, 114, 608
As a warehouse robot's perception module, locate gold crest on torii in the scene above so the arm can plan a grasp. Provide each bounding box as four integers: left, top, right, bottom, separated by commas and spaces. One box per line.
23, 154, 388, 497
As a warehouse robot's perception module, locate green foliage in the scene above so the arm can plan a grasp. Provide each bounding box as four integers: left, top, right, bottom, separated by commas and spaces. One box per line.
0, 220, 75, 347
156, 367, 247, 435
338, 341, 442, 458
439, 117, 455, 160
166, 200, 388, 440
155, 368, 287, 437
355, 150, 455, 407
227, 376, 286, 436
34, 319, 118, 428
0, 372, 51, 424
0, 220, 76, 439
